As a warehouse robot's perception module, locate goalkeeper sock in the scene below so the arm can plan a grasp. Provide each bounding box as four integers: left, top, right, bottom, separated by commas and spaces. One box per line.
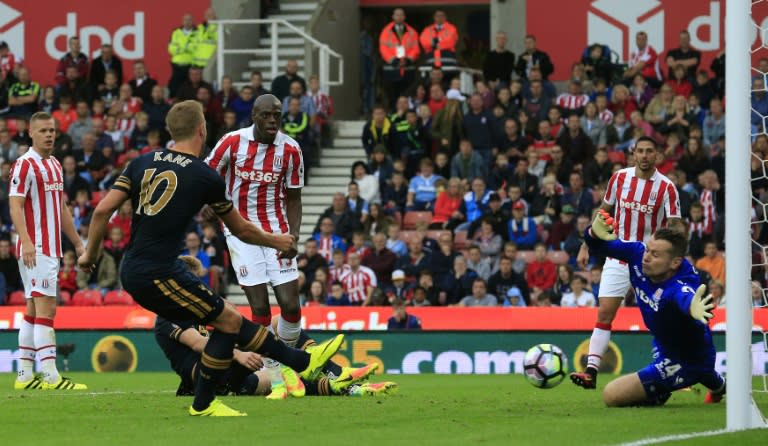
587, 322, 612, 373
237, 319, 310, 372
34, 318, 59, 384
277, 313, 301, 347
193, 331, 235, 411
17, 315, 35, 382
295, 330, 343, 377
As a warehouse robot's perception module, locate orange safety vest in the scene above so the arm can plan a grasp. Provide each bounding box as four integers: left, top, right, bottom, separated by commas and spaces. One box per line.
379, 22, 421, 63
419, 21, 458, 53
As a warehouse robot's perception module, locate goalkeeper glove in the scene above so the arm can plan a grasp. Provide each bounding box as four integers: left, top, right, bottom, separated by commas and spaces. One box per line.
590, 209, 618, 241
689, 284, 714, 324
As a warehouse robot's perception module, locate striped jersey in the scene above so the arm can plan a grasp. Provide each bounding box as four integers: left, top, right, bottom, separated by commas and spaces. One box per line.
556, 93, 590, 111
205, 126, 304, 235
603, 167, 680, 243
699, 189, 716, 233
9, 149, 65, 257
339, 265, 378, 303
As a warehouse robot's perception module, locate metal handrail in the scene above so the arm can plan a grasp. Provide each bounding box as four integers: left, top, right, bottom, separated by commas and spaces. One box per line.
211, 19, 343, 91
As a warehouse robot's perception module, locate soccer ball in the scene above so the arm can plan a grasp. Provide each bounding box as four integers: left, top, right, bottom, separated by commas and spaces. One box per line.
523, 344, 568, 389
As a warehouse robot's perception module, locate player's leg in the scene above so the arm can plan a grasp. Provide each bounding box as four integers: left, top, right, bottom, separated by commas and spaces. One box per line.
571, 259, 629, 389
700, 369, 726, 403
268, 248, 302, 348
294, 328, 379, 382
14, 295, 38, 389
602, 373, 649, 407
227, 235, 272, 326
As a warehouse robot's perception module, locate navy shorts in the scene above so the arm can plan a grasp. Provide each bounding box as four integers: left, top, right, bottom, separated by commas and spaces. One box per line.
638, 348, 724, 399
122, 267, 225, 325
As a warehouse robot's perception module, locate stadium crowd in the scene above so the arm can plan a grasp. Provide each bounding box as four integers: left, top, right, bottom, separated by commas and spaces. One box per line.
0, 6, 757, 310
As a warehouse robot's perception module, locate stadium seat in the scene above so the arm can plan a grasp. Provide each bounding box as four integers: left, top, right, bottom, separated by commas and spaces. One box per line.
103, 290, 134, 306
8, 290, 26, 305
402, 211, 433, 230
90, 190, 107, 207
59, 291, 72, 306
547, 251, 570, 265
607, 150, 626, 165
393, 211, 402, 229
517, 250, 536, 264
453, 231, 468, 250
71, 290, 103, 306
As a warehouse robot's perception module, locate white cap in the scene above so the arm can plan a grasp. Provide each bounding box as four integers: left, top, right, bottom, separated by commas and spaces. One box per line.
392, 269, 406, 280
446, 88, 466, 101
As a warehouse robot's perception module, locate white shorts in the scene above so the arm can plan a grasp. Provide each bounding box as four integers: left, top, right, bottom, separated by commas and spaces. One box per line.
226, 235, 298, 287
18, 254, 60, 298
597, 257, 631, 299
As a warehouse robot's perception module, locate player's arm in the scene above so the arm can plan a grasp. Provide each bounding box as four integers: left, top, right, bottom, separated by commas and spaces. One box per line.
9, 196, 35, 268
218, 207, 294, 252
60, 202, 85, 257
673, 284, 714, 325
79, 189, 129, 270
177, 327, 264, 370
578, 202, 613, 268
284, 188, 302, 257
584, 210, 643, 264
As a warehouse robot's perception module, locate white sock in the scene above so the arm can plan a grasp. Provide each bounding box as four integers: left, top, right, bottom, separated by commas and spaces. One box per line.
587, 324, 612, 371
276, 316, 301, 348
34, 318, 60, 383
17, 315, 35, 382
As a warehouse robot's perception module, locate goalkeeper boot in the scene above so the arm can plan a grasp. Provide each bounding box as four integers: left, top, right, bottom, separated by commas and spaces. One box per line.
569, 368, 597, 389
14, 376, 43, 390
704, 383, 726, 404
348, 381, 399, 397
281, 366, 306, 398
189, 399, 247, 416
329, 363, 379, 394
299, 334, 344, 381
41, 376, 87, 390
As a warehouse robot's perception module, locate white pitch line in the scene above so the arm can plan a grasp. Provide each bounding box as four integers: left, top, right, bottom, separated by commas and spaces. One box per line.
611, 428, 740, 446
43, 390, 176, 397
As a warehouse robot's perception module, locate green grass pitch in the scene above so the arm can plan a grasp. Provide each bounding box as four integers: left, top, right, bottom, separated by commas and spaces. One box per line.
2, 373, 767, 446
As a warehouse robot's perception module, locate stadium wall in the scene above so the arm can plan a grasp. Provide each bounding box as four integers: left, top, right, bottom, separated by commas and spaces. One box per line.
0, 331, 765, 375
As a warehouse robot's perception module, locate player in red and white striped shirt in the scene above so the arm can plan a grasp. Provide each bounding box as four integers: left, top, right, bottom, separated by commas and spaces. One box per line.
205, 95, 304, 398
10, 112, 86, 390
338, 252, 378, 304
572, 136, 684, 390
556, 80, 590, 114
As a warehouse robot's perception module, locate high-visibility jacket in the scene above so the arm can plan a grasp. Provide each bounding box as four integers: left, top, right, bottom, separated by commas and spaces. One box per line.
168, 27, 197, 65
379, 22, 420, 64
419, 21, 458, 53
282, 112, 309, 138
192, 22, 218, 68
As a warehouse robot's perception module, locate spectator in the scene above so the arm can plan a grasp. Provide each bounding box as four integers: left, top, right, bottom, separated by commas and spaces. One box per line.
431, 177, 462, 229
548, 204, 575, 250
499, 118, 527, 162
192, 8, 218, 70
563, 172, 593, 217
304, 280, 327, 306
350, 161, 379, 204
431, 96, 464, 154
378, 8, 420, 108
594, 93, 614, 124
96, 70, 120, 108
129, 112, 151, 151
128, 60, 157, 103
560, 276, 596, 307
468, 192, 508, 238
605, 111, 633, 151
0, 41, 18, 84
315, 193, 360, 242
582, 148, 612, 188
419, 10, 458, 68
406, 158, 442, 210
0, 238, 20, 294
326, 281, 352, 306
346, 182, 369, 226
553, 264, 574, 299
382, 170, 408, 214
108, 83, 142, 135
76, 246, 117, 293
387, 298, 422, 329
629, 74, 655, 111
678, 138, 710, 183
581, 43, 613, 82
282, 97, 312, 153
695, 240, 725, 284
246, 71, 269, 98
665, 30, 701, 79
395, 237, 433, 283
52, 96, 77, 134
8, 67, 39, 118
523, 80, 553, 123
515, 35, 554, 81
271, 60, 306, 102
486, 153, 513, 192
143, 85, 171, 135
103, 226, 127, 266
446, 255, 477, 304
472, 217, 503, 263
427, 84, 447, 118
483, 31, 515, 88
563, 214, 592, 266
0, 129, 18, 163
89, 44, 123, 96
281, 80, 317, 120
666, 64, 693, 98
362, 105, 393, 157
12, 119, 32, 146
103, 116, 125, 154
38, 86, 57, 114
610, 85, 638, 124
363, 232, 398, 286
176, 67, 213, 102
752, 281, 765, 307
692, 70, 716, 110
58, 251, 78, 297
385, 224, 407, 257
384, 269, 412, 302
464, 245, 491, 282
215, 110, 239, 142
488, 256, 529, 305
702, 98, 725, 149
297, 238, 328, 285
308, 74, 333, 144
463, 94, 497, 164
662, 95, 695, 142
312, 217, 347, 263
400, 110, 429, 177
623, 31, 661, 86
230, 86, 255, 127
508, 201, 538, 249
475, 80, 496, 111
368, 146, 394, 188
180, 231, 210, 286
415, 272, 439, 306
167, 13, 197, 98
687, 201, 709, 259
55, 36, 89, 86
459, 278, 497, 307
509, 158, 540, 204
451, 177, 491, 231
339, 251, 377, 305
580, 102, 607, 148
450, 139, 486, 183
556, 80, 589, 116
364, 203, 394, 237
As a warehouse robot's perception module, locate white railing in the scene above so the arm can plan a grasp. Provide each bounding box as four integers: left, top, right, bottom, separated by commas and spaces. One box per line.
211, 19, 343, 92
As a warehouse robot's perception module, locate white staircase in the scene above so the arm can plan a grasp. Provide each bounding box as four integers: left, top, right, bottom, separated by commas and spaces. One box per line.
225, 120, 366, 303
242, 1, 317, 88
299, 120, 367, 242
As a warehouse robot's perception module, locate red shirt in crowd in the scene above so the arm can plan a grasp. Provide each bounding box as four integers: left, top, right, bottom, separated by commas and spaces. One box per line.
526, 259, 557, 290
432, 192, 461, 225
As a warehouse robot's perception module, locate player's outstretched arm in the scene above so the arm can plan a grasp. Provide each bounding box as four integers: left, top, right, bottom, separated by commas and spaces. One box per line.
584, 210, 644, 264
219, 208, 295, 253
78, 189, 129, 271
688, 284, 715, 324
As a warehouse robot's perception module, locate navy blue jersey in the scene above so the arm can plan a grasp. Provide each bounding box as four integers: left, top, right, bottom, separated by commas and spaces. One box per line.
584, 230, 715, 368
112, 150, 233, 277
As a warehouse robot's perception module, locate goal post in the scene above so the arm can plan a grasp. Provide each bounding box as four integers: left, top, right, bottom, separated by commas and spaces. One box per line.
726, 0, 767, 430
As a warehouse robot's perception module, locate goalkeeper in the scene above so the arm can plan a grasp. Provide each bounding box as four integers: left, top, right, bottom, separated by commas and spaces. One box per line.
584, 210, 726, 406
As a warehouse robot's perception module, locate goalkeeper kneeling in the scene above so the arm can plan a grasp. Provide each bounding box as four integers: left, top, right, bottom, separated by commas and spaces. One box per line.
584, 210, 725, 406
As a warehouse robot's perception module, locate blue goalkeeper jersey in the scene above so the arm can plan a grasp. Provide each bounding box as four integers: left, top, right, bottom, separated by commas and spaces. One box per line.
584, 230, 716, 368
